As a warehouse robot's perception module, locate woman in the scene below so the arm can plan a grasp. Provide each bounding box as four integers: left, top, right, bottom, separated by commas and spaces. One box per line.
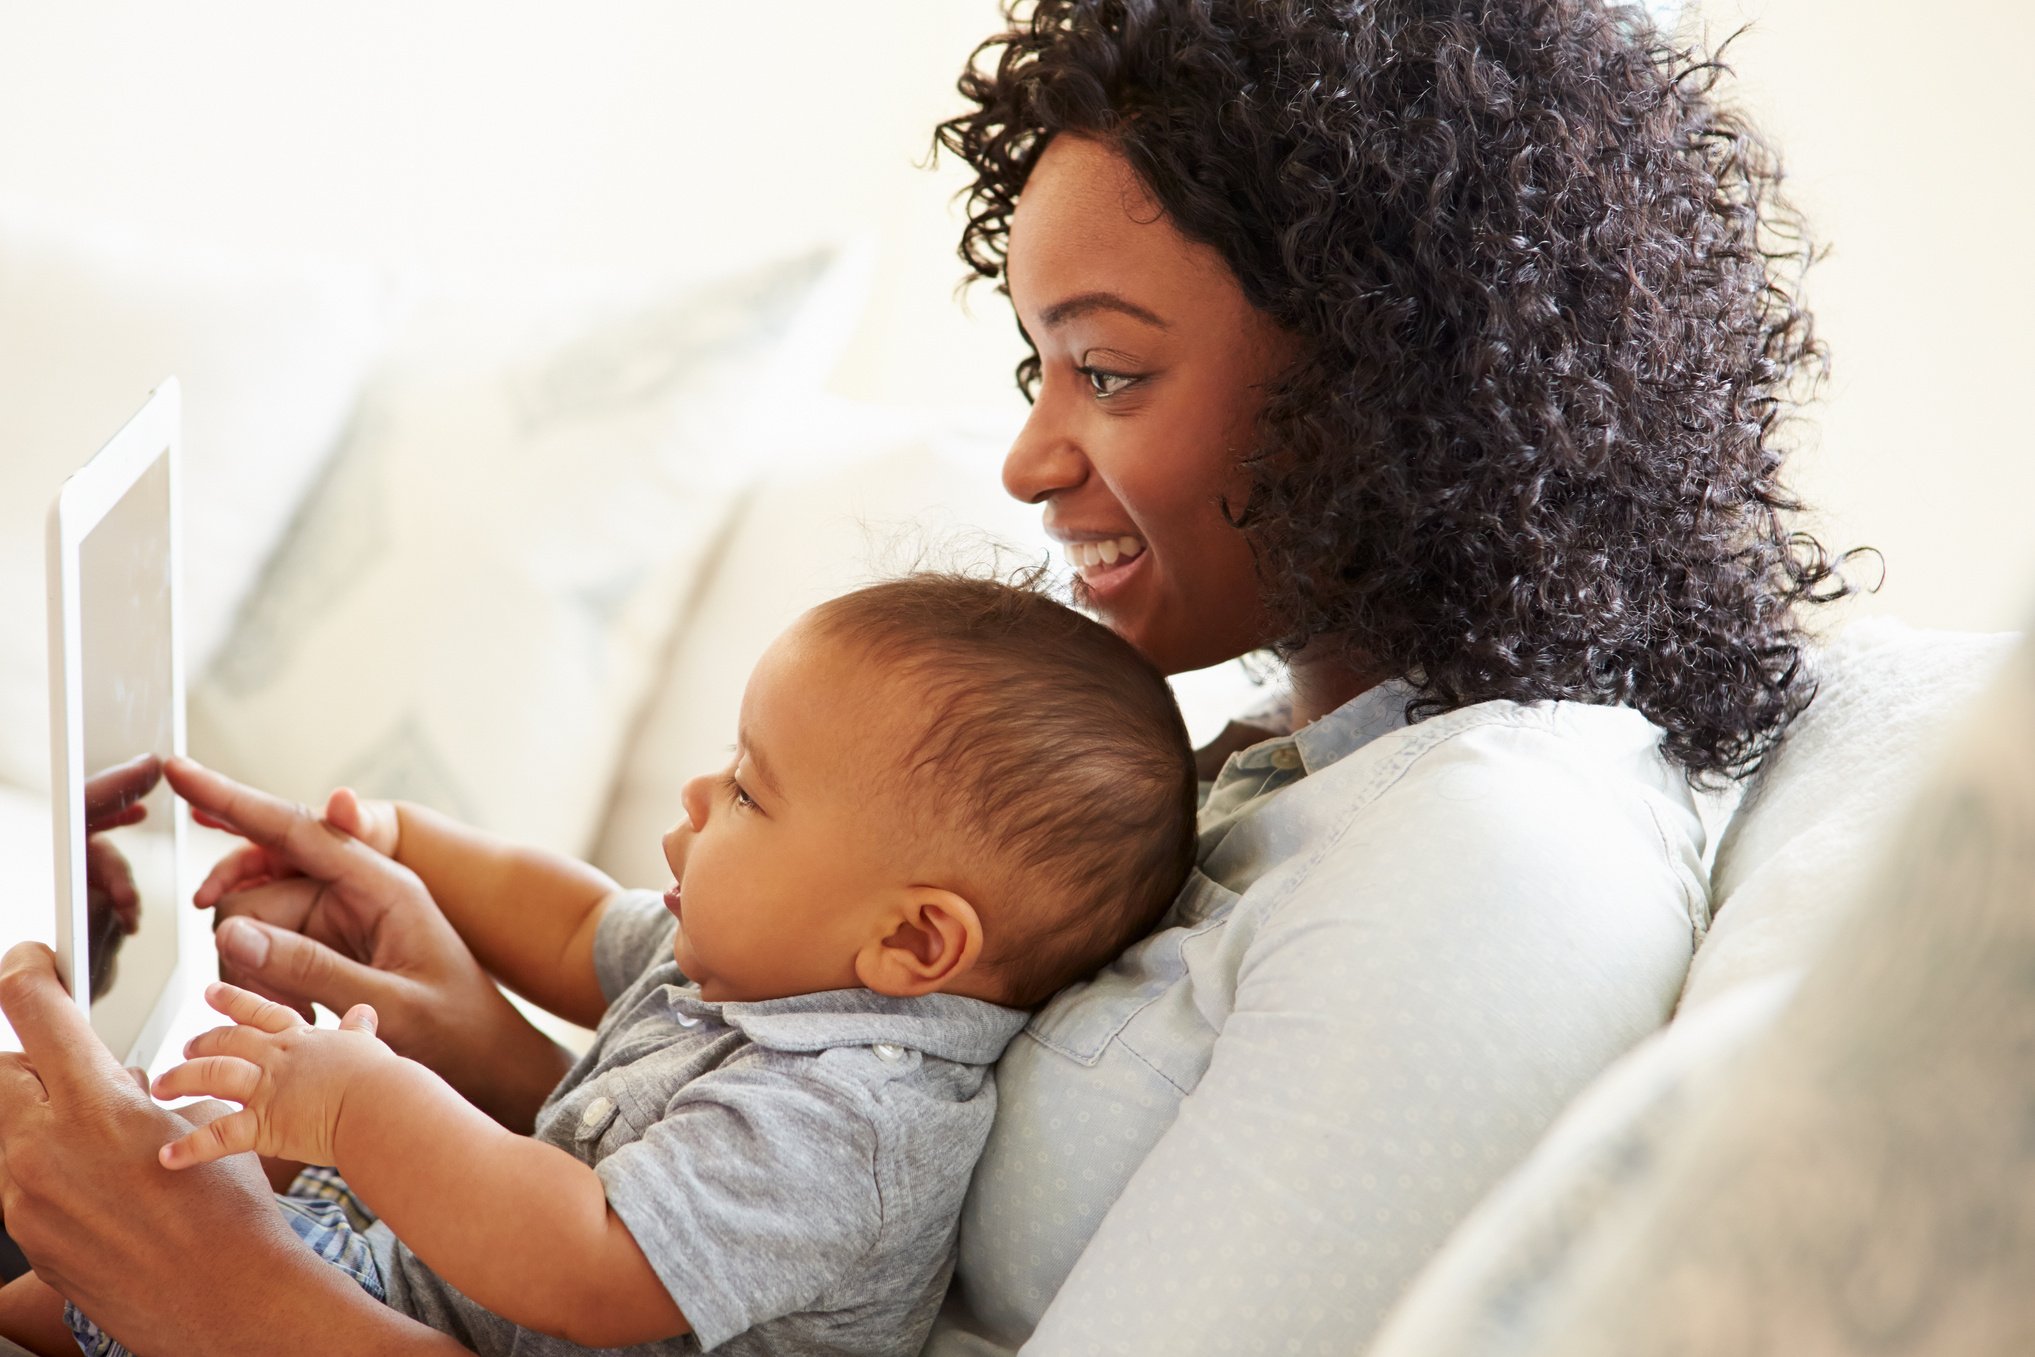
0, 0, 1844, 1351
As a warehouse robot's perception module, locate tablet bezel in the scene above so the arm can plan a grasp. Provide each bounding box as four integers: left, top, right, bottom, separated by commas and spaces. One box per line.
45, 378, 188, 1069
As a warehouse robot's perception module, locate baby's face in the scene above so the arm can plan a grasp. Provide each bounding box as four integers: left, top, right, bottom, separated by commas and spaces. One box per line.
658, 621, 931, 1003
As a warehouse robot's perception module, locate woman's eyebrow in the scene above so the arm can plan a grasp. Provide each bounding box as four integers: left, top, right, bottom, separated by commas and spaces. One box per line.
1037, 291, 1170, 330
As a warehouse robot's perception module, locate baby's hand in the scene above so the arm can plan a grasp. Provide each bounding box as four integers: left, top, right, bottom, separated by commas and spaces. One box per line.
193, 786, 400, 910
152, 981, 392, 1170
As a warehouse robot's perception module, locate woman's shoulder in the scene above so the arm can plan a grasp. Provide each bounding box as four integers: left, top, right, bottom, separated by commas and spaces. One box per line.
1206, 693, 1709, 944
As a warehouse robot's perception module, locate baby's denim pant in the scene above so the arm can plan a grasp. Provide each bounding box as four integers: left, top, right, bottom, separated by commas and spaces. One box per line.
64, 1167, 384, 1356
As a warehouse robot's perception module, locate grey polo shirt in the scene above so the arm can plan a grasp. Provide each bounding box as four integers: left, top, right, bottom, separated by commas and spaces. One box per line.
372, 889, 1029, 1356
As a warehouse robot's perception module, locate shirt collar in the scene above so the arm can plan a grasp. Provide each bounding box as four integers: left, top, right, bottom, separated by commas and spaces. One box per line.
1215, 678, 1415, 784
1291, 678, 1415, 773
664, 983, 1029, 1066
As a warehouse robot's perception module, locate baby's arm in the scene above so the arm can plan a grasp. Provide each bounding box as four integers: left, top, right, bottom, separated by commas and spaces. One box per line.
376, 800, 617, 1030
155, 983, 690, 1349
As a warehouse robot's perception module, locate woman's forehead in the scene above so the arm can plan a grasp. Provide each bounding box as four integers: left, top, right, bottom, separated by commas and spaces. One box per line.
1006, 136, 1225, 316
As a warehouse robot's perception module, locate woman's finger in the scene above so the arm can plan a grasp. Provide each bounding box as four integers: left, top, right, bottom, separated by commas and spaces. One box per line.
195, 844, 282, 909
0, 944, 130, 1106
189, 806, 244, 835
151, 1056, 263, 1106
157, 1108, 259, 1170
164, 758, 383, 885
212, 917, 395, 1021
203, 981, 304, 1034
209, 877, 322, 945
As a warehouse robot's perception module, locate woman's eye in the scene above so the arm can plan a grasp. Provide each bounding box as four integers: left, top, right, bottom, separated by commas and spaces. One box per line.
1078, 366, 1139, 400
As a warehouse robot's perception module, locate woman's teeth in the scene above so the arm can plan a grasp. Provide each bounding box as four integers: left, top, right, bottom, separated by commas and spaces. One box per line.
1063, 536, 1147, 572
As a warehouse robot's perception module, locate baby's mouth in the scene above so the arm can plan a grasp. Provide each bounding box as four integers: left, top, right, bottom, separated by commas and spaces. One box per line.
1061, 534, 1147, 581
663, 886, 683, 919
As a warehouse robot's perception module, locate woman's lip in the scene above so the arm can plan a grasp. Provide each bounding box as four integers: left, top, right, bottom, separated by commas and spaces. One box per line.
663, 887, 683, 918
1071, 546, 1149, 606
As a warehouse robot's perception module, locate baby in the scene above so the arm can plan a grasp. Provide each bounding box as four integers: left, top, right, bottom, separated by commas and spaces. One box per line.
11, 573, 1197, 1357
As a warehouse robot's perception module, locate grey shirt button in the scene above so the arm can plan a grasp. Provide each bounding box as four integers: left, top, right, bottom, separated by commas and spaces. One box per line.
872, 1043, 905, 1062
675, 1012, 702, 1028
1270, 746, 1303, 771
580, 1095, 615, 1130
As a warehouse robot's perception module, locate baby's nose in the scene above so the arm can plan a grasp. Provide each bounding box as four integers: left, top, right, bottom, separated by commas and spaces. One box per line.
680, 773, 713, 832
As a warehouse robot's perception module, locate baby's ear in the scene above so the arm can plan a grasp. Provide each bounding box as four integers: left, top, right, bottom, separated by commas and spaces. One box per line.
855, 889, 984, 999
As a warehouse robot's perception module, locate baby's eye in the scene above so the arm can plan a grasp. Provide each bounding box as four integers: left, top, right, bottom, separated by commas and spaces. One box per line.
717, 771, 759, 812
1078, 366, 1140, 400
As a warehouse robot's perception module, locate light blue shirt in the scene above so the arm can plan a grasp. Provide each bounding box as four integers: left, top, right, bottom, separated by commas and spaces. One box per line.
926, 683, 1708, 1355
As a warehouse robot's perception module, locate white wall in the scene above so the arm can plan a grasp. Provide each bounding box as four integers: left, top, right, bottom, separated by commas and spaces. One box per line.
2, 0, 2027, 631
1689, 0, 2035, 632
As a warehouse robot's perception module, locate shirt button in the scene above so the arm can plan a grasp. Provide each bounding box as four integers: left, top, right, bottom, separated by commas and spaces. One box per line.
674, 1013, 702, 1028
579, 1096, 614, 1130
872, 1043, 904, 1062
1270, 747, 1303, 771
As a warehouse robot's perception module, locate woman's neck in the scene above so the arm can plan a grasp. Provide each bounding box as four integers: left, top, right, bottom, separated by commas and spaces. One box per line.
1285, 642, 1388, 730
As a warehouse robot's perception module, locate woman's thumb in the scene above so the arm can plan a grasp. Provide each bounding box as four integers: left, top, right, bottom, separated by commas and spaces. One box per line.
214, 916, 381, 1011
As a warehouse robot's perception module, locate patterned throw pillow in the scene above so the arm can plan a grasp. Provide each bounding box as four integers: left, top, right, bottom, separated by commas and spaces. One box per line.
189, 253, 844, 859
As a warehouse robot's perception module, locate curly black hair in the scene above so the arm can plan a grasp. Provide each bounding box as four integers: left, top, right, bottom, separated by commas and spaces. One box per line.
937, 0, 1857, 782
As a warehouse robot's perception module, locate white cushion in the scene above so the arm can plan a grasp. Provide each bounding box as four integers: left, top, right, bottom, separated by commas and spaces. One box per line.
187, 255, 849, 859
587, 403, 1048, 889
1367, 618, 2020, 1354
0, 198, 388, 793
1684, 617, 2017, 1011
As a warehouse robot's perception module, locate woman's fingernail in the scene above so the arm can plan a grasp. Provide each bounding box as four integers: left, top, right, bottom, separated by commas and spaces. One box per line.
217, 918, 269, 969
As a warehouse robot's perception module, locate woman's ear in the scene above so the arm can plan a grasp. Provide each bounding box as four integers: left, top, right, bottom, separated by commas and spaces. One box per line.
854, 889, 985, 998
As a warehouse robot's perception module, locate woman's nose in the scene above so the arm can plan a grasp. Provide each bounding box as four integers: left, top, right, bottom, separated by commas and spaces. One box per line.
1002, 390, 1088, 505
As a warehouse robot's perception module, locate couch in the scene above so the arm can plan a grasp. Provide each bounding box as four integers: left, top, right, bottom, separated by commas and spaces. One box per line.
1, 204, 2024, 1351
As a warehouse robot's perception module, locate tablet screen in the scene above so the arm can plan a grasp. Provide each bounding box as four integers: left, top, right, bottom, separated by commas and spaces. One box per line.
74, 451, 179, 1062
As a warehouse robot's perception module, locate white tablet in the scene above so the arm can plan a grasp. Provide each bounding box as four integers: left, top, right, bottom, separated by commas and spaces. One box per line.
45, 379, 188, 1068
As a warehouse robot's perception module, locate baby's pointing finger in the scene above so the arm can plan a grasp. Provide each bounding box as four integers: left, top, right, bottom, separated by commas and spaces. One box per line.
151, 1056, 263, 1106
204, 980, 305, 1034
158, 1108, 260, 1170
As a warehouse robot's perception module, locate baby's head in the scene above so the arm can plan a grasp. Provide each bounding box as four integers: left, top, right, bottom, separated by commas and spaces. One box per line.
660, 572, 1196, 1009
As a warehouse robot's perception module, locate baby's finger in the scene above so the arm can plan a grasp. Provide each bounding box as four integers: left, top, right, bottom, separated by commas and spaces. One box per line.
213, 962, 315, 1025
151, 1055, 263, 1105
204, 980, 305, 1034
158, 1108, 260, 1169
338, 1003, 378, 1037
183, 1022, 278, 1066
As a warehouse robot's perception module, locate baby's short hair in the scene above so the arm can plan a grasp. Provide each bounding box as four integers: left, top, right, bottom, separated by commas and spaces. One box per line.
808, 572, 1196, 1008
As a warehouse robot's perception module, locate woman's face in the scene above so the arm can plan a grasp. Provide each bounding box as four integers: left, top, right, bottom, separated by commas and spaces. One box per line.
1003, 135, 1292, 676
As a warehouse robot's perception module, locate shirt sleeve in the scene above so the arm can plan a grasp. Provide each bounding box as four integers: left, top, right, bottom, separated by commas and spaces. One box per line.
597, 1059, 884, 1350
1020, 716, 1701, 1354
592, 888, 679, 1002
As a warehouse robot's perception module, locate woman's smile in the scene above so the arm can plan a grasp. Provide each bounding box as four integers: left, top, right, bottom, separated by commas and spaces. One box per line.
1055, 530, 1150, 606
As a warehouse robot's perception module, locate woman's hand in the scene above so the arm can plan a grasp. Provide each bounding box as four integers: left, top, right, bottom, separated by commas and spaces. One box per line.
0, 943, 379, 1356
192, 783, 401, 910
163, 757, 571, 1130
